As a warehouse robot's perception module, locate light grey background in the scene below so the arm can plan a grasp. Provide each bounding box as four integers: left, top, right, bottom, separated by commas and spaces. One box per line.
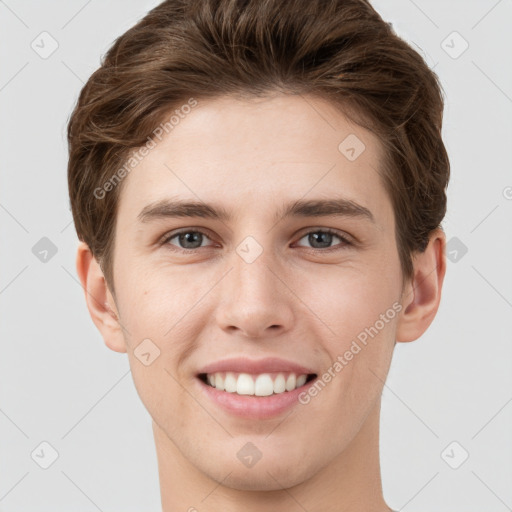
1, 1, 511, 511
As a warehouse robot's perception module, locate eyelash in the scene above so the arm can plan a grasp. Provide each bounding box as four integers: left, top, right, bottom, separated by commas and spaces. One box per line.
160, 228, 354, 253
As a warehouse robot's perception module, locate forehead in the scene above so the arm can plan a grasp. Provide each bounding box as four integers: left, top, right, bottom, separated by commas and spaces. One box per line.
117, 94, 392, 225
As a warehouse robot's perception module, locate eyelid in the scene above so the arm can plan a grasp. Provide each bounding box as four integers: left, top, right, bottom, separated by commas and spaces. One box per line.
160, 226, 355, 252
294, 227, 355, 246
159, 227, 217, 247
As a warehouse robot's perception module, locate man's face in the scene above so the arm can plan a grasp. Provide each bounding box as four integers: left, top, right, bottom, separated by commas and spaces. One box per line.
110, 93, 405, 490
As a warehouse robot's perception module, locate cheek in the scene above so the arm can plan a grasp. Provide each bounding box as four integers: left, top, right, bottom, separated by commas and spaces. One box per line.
115, 265, 198, 340
118, 275, 196, 426
297, 256, 400, 402
297, 261, 400, 341
117, 270, 212, 399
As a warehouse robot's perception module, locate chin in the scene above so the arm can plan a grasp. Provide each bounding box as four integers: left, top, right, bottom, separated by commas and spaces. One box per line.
197, 449, 320, 492
213, 466, 305, 492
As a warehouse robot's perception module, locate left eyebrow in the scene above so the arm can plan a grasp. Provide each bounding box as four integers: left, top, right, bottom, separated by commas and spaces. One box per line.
137, 197, 375, 224
278, 197, 375, 224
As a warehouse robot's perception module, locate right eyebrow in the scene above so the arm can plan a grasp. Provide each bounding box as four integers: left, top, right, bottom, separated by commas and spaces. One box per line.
138, 199, 231, 223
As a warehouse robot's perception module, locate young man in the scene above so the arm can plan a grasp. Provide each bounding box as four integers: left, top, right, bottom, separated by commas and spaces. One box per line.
68, 0, 449, 510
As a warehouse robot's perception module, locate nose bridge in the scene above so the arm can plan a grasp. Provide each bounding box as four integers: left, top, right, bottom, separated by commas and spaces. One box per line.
229, 236, 280, 303
215, 235, 294, 337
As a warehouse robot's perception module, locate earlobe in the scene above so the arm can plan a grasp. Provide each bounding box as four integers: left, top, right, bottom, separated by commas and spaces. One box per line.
75, 242, 127, 353
396, 228, 447, 343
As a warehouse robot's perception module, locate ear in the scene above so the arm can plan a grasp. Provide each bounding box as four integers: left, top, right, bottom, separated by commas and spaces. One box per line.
75, 241, 127, 353
396, 228, 447, 343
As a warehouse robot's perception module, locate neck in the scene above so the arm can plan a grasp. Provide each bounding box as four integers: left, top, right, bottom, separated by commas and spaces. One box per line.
153, 399, 392, 512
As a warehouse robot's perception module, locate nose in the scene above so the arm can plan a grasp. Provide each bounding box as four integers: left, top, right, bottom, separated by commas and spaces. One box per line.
214, 248, 295, 340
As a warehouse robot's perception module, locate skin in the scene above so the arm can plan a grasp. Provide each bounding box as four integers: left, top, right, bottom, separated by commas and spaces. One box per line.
76, 93, 446, 512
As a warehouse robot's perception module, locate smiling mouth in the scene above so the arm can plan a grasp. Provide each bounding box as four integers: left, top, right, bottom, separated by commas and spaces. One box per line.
198, 372, 317, 397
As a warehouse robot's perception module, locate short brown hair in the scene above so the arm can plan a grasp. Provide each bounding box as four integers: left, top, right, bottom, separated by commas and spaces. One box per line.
67, 0, 450, 294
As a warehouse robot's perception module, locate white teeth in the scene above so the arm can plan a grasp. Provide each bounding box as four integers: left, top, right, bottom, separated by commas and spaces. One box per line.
274, 373, 286, 393
296, 374, 307, 388
204, 371, 311, 395
224, 372, 237, 393
214, 373, 224, 391
254, 374, 274, 396
285, 374, 296, 391
236, 373, 254, 395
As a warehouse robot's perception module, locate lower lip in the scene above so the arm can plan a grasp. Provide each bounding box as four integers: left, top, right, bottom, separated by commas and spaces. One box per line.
196, 377, 315, 420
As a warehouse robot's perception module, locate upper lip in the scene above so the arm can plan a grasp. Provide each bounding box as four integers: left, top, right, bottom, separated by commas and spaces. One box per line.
197, 357, 317, 376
